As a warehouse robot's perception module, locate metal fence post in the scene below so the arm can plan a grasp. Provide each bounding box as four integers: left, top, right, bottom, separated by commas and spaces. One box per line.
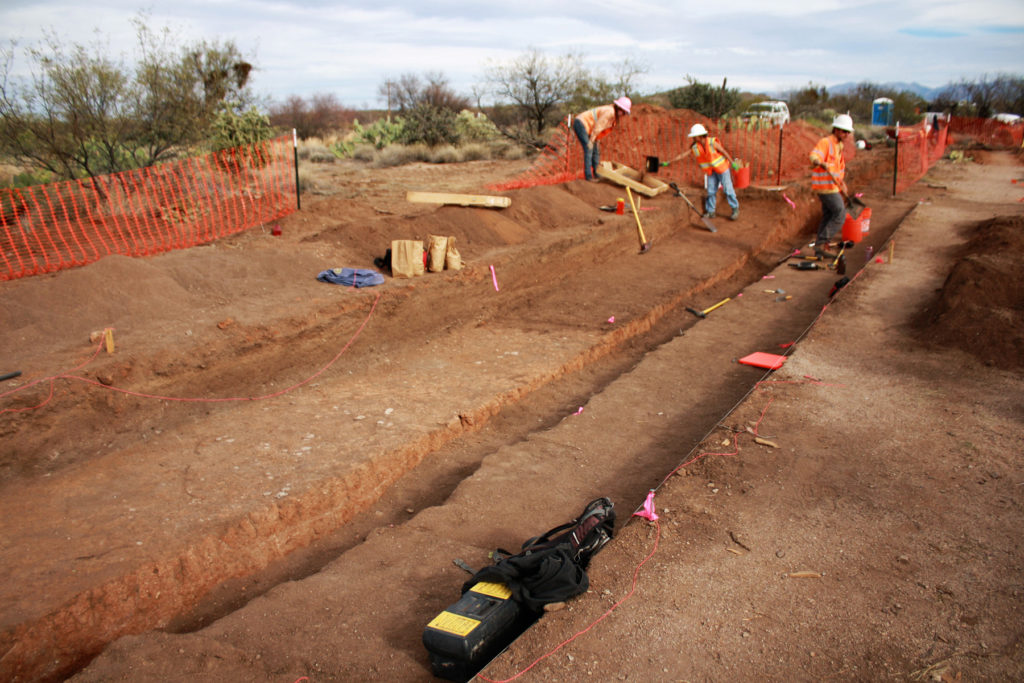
293, 128, 301, 211
892, 132, 899, 197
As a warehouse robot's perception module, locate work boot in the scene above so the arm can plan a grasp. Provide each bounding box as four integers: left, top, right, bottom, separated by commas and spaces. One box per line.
703, 211, 715, 219
730, 208, 740, 221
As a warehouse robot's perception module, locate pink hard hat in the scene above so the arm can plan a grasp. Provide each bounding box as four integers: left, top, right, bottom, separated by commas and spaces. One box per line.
613, 97, 632, 114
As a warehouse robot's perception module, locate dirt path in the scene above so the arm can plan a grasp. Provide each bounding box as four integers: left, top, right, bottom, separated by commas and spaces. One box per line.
2, 145, 1022, 682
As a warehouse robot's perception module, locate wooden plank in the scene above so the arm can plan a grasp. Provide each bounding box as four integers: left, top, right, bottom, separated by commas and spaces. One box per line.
406, 191, 511, 208
594, 162, 669, 197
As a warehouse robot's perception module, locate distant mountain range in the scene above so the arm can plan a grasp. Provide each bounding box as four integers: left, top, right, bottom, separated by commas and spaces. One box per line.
827, 81, 946, 100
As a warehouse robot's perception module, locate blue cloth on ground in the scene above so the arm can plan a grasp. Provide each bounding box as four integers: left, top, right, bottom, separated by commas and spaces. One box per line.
316, 267, 385, 287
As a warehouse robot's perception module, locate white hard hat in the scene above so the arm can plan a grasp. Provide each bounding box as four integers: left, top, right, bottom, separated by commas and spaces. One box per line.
832, 114, 854, 132
613, 97, 632, 114
688, 123, 708, 137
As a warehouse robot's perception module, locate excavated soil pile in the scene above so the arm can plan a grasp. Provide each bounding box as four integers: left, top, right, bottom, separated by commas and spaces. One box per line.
915, 213, 1024, 369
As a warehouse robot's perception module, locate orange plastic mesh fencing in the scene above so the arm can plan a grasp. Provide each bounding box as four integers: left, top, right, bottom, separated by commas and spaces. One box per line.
488, 104, 824, 192
1, 134, 297, 281
948, 115, 1024, 149
893, 122, 950, 194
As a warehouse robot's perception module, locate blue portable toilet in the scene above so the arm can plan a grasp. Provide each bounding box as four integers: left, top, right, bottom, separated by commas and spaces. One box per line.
872, 98, 894, 126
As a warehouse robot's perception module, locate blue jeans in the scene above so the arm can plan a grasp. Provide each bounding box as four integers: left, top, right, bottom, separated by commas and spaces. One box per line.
817, 192, 846, 242
704, 170, 739, 215
572, 118, 599, 180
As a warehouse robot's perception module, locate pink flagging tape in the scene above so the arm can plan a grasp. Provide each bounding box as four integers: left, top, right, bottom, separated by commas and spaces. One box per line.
490, 264, 500, 291
634, 490, 659, 521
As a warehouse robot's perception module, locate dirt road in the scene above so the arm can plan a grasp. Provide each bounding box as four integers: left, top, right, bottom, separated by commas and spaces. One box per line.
1, 141, 1022, 682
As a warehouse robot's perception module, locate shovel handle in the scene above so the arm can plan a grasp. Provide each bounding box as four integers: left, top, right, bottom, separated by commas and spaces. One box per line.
703, 297, 731, 315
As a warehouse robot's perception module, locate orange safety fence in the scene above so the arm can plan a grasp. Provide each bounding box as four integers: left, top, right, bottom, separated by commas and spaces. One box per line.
892, 121, 950, 194
948, 115, 1024, 149
1, 134, 298, 281
489, 104, 827, 192
490, 108, 1024, 199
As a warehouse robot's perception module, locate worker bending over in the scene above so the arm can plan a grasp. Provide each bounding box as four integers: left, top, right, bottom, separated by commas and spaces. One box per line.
572, 97, 631, 181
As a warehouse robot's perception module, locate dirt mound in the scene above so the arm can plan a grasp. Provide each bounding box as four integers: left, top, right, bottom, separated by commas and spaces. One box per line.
915, 214, 1024, 369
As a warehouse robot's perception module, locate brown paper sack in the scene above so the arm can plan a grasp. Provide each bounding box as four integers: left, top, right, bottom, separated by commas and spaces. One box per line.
427, 234, 448, 272
445, 237, 462, 270
390, 239, 425, 278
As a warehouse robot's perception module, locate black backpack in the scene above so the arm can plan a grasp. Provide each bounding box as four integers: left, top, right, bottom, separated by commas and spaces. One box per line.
462, 497, 615, 614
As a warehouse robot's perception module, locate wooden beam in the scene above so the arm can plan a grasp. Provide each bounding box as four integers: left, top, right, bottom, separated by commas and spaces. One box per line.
406, 191, 511, 208
594, 161, 669, 197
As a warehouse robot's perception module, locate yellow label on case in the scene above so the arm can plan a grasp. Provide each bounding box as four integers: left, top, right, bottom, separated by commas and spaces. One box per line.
426, 611, 481, 636
468, 581, 512, 599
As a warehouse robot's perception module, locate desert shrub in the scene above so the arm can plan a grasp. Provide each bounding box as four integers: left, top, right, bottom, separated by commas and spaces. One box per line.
0, 168, 54, 188
307, 150, 336, 164
374, 144, 426, 167
209, 106, 275, 152
297, 142, 332, 161
351, 143, 377, 162
427, 145, 460, 164
296, 169, 317, 193
490, 140, 531, 160
401, 104, 458, 147
353, 117, 405, 149
459, 143, 490, 161
455, 110, 501, 142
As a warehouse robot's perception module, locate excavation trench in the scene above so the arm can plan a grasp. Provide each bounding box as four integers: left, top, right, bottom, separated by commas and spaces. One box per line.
1, 155, 906, 681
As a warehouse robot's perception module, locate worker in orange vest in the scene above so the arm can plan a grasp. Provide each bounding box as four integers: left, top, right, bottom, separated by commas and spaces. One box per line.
809, 114, 853, 257
572, 97, 631, 181
686, 123, 740, 221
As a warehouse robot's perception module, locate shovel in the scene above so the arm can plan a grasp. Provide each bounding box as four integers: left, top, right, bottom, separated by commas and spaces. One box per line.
821, 166, 867, 218
668, 182, 717, 233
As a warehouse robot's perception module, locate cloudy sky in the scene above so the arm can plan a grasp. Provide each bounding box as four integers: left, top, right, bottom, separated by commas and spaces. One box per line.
2, 1, 1023, 108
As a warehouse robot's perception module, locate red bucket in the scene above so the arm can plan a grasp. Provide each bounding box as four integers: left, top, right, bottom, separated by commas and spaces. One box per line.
841, 206, 871, 243
733, 164, 750, 189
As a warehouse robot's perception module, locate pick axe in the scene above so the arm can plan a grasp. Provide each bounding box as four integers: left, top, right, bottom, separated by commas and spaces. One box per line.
686, 297, 731, 319
669, 182, 716, 233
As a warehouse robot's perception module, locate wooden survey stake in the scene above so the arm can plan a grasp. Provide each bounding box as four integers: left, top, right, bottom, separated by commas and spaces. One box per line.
406, 192, 511, 208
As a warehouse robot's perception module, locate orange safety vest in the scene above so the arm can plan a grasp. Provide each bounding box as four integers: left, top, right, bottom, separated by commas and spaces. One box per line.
575, 104, 618, 141
690, 137, 729, 175
810, 135, 845, 193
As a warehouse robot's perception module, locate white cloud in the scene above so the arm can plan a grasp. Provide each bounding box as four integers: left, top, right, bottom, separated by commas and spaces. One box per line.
1, 0, 1021, 104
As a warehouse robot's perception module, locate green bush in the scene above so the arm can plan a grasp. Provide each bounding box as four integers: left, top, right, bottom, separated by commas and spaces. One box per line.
401, 104, 458, 147
455, 110, 500, 142
210, 106, 275, 152
352, 117, 405, 150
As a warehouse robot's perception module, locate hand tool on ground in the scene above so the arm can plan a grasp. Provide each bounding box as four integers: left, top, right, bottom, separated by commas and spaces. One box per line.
0, 371, 21, 382
625, 187, 651, 253
686, 297, 731, 319
775, 247, 800, 264
668, 182, 716, 233
788, 261, 822, 270
828, 240, 854, 272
